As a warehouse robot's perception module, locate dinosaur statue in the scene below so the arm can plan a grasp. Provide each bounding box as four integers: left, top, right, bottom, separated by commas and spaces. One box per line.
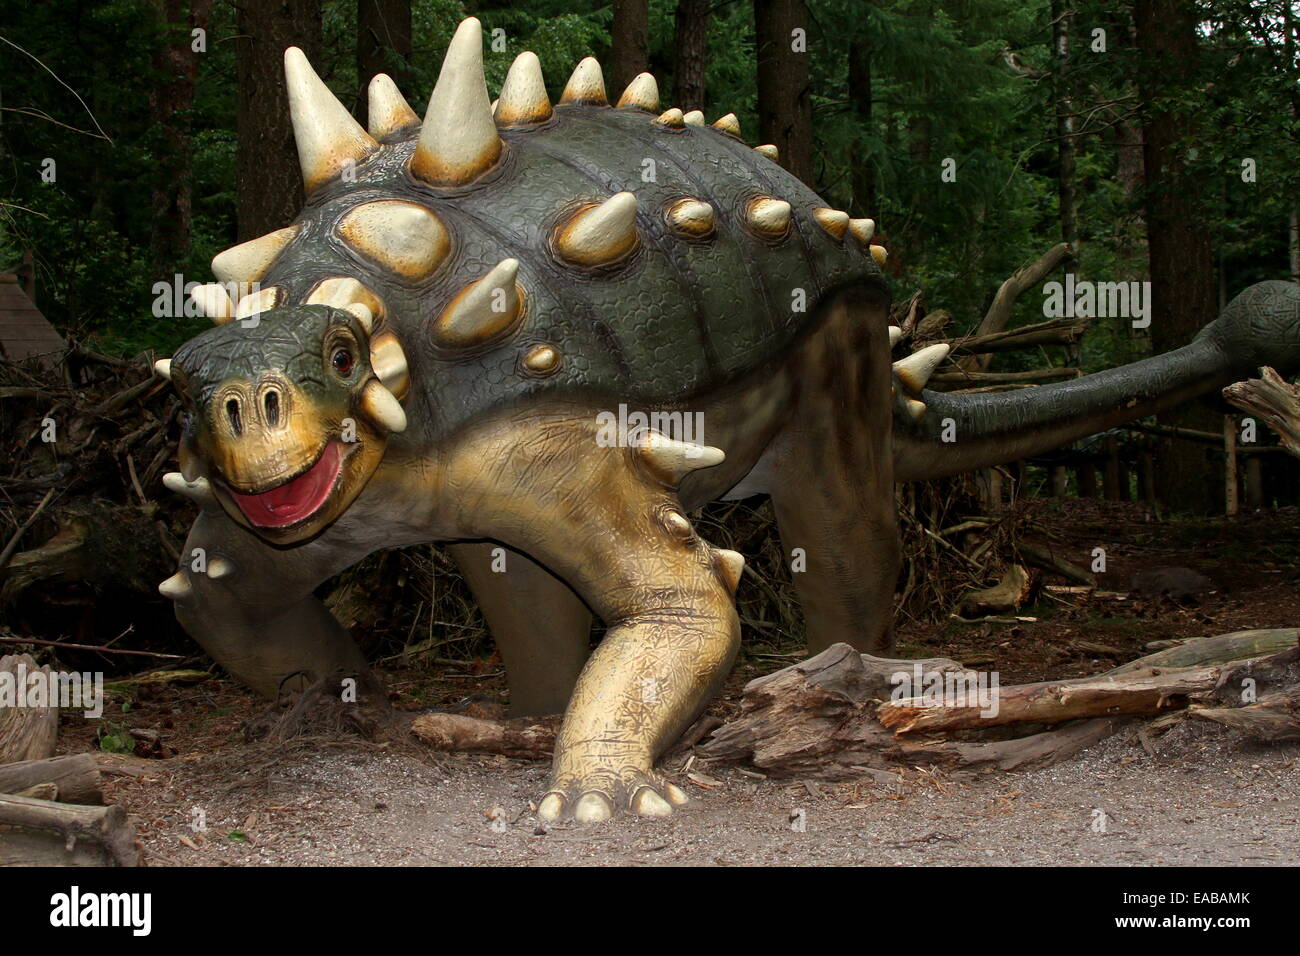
152, 17, 1300, 822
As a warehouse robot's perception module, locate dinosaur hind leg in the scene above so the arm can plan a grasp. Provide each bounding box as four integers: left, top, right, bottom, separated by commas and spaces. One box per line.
768, 290, 900, 654
447, 542, 591, 717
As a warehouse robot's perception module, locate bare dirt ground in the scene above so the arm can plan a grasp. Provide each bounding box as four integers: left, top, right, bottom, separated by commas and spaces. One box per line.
52, 501, 1300, 866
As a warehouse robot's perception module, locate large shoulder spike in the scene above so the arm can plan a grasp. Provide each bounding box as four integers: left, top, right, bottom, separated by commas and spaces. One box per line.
410, 17, 503, 187
893, 343, 950, 393
190, 283, 234, 324
496, 51, 552, 126
359, 380, 407, 434
617, 73, 659, 111
634, 429, 725, 486
555, 192, 639, 267
367, 73, 420, 139
211, 225, 299, 286
284, 47, 378, 194
433, 258, 524, 349
560, 57, 607, 106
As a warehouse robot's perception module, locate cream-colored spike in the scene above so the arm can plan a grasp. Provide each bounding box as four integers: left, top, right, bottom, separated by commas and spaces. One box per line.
712, 548, 745, 594
666, 198, 715, 238
906, 399, 927, 423
207, 556, 235, 580
359, 380, 407, 433
191, 283, 235, 324
367, 73, 420, 138
849, 217, 876, 245
754, 144, 779, 161
163, 472, 218, 510
496, 51, 552, 126
369, 330, 409, 400
712, 112, 740, 136
559, 57, 607, 105
656, 107, 685, 129
814, 208, 850, 240
893, 343, 950, 393
635, 429, 725, 485
211, 226, 299, 286
337, 201, 450, 281
433, 258, 523, 349
306, 277, 383, 329
746, 197, 791, 239
342, 303, 374, 333
234, 286, 279, 319
153, 358, 172, 380
870, 244, 888, 266
555, 192, 639, 266
158, 572, 191, 601
284, 47, 378, 193
410, 17, 502, 187
683, 109, 705, 127
889, 326, 903, 347
617, 73, 659, 111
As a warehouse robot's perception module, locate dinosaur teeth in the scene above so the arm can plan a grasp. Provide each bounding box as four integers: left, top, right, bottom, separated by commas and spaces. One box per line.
635, 429, 725, 486
814, 208, 850, 240
206, 556, 235, 580
889, 325, 903, 347
893, 343, 950, 393
617, 72, 659, 111
711, 112, 740, 136
369, 330, 410, 400
849, 218, 876, 245
158, 571, 191, 601
555, 192, 639, 267
234, 286, 280, 319
190, 283, 235, 324
745, 197, 792, 240
682, 109, 705, 127
284, 47, 378, 194
211, 225, 299, 286
560, 57, 607, 106
410, 16, 503, 187
367, 73, 420, 139
754, 144, 779, 161
666, 198, 715, 238
163, 471, 218, 509
153, 358, 172, 380
495, 51, 552, 126
656, 107, 685, 129
305, 277, 383, 326
433, 258, 524, 349
359, 379, 407, 434
712, 548, 745, 594
337, 200, 450, 281
870, 244, 888, 266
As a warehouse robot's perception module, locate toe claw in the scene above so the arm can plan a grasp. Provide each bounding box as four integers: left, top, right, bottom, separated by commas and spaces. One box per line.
665, 782, 689, 806
574, 792, 614, 824
537, 793, 565, 821
632, 788, 673, 818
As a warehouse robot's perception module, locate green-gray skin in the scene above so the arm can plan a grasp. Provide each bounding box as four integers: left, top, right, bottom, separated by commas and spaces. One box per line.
161, 88, 1300, 822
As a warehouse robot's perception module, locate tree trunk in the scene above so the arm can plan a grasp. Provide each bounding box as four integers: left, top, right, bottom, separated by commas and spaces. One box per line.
848, 35, 875, 218
1135, 0, 1219, 513
355, 0, 412, 126
754, 0, 814, 185
235, 0, 322, 240
673, 0, 709, 111
1051, 0, 1077, 247
0, 655, 58, 764
610, 0, 650, 96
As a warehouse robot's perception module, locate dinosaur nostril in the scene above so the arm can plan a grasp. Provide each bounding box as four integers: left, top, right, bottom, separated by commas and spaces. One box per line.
226, 398, 242, 435
264, 389, 280, 427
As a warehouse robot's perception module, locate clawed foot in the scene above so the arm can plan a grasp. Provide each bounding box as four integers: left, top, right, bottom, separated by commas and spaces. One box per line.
537, 768, 689, 823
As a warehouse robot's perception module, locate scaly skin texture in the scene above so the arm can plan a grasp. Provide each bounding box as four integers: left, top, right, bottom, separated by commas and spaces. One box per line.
156, 18, 1300, 822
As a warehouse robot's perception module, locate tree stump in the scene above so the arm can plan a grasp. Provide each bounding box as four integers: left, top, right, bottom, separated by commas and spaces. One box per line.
0, 654, 58, 764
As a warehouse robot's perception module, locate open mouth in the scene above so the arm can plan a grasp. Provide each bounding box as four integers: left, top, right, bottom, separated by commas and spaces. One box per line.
223, 442, 344, 529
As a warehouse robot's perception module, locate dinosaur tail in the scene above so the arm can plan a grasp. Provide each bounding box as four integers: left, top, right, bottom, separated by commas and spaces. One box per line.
892, 280, 1300, 482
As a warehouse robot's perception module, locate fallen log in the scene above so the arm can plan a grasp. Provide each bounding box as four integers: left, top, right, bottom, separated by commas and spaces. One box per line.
1017, 543, 1097, 587
1105, 628, 1299, 676
0, 793, 139, 866
1223, 366, 1300, 457
0, 654, 58, 763
0, 754, 102, 804
411, 712, 559, 758
959, 564, 1031, 617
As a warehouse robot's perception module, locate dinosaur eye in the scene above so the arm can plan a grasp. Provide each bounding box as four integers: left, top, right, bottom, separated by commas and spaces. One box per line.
331, 347, 354, 376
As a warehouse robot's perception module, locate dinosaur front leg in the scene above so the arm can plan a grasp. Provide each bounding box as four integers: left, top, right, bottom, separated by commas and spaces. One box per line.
443, 417, 742, 821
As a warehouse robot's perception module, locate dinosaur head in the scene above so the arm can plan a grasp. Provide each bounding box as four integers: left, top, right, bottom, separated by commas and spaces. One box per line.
1199, 280, 1300, 375
166, 305, 406, 544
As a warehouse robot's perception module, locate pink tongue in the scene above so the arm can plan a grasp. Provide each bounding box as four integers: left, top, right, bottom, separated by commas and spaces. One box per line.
226, 443, 342, 528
